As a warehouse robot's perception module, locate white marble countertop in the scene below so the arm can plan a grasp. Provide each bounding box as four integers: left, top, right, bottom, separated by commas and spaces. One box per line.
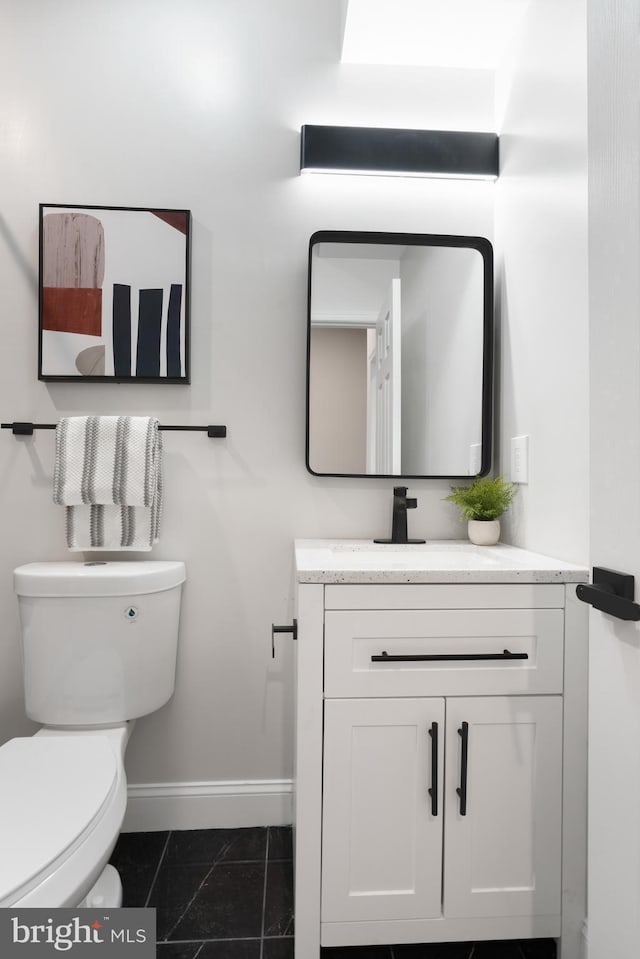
294, 539, 588, 584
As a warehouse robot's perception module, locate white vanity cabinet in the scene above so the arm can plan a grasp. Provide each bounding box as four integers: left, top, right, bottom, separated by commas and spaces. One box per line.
322, 695, 562, 926
293, 543, 588, 959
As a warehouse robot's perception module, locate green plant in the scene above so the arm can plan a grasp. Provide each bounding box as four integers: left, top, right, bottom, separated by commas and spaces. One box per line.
445, 475, 517, 521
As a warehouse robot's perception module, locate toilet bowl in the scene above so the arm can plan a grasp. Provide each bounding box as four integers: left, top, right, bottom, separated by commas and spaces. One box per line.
2, 560, 186, 908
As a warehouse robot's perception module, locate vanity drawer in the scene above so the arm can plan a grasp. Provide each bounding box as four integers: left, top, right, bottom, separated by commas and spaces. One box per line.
324, 584, 566, 610
324, 608, 564, 697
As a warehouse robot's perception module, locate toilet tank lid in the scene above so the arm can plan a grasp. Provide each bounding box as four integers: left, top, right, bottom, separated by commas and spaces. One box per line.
14, 560, 186, 597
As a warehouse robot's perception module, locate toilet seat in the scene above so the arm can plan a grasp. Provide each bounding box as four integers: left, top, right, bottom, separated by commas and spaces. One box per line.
0, 735, 125, 906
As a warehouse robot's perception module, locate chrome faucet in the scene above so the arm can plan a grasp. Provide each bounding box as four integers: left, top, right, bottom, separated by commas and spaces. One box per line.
374, 486, 426, 545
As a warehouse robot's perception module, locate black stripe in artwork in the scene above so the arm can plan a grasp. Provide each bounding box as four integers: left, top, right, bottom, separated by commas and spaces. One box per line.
112, 284, 132, 377
136, 289, 163, 377
166, 283, 182, 378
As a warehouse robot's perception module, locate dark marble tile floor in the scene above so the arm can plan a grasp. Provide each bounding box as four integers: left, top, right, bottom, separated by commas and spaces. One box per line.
109, 827, 556, 959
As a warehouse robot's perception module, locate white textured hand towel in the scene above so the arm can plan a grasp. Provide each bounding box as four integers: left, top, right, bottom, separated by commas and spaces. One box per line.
65, 501, 161, 552
53, 415, 161, 506
53, 416, 163, 551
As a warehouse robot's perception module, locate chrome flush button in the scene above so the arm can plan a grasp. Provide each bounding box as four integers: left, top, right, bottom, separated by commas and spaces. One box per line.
124, 605, 139, 621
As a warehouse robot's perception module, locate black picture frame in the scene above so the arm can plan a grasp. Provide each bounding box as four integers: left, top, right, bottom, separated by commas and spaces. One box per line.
38, 203, 191, 383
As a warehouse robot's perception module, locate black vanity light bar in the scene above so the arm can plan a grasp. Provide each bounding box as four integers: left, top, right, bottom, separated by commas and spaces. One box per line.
300, 125, 499, 180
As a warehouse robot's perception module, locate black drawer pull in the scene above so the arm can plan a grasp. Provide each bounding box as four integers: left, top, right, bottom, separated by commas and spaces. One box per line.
371, 649, 528, 663
428, 722, 438, 817
457, 721, 469, 816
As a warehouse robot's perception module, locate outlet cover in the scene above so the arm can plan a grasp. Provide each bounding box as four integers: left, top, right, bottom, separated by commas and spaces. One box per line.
511, 435, 529, 483
469, 443, 482, 475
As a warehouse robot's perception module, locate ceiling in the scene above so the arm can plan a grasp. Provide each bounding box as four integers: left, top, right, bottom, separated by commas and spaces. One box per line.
341, 0, 531, 71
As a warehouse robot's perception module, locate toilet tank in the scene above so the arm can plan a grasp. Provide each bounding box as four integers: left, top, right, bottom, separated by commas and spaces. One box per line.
13, 561, 186, 726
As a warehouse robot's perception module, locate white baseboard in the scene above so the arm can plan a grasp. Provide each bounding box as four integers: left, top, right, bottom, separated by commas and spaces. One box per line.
121, 779, 293, 832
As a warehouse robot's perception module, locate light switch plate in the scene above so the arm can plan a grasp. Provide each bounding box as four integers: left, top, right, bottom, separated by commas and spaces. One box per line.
511, 435, 529, 484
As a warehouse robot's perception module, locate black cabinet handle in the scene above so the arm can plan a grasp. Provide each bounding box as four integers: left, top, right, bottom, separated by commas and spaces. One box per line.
456, 722, 469, 816
576, 567, 640, 622
371, 649, 528, 663
428, 722, 438, 816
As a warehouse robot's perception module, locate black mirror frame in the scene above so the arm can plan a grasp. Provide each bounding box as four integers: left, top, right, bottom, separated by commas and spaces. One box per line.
305, 230, 494, 480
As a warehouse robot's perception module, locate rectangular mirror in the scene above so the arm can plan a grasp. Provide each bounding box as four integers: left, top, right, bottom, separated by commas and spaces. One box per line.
306, 231, 493, 479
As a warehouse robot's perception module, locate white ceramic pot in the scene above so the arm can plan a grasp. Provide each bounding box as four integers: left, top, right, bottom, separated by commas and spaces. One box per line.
467, 518, 500, 546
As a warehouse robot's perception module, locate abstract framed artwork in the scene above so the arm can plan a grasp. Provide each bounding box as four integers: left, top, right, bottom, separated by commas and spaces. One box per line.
38, 204, 191, 383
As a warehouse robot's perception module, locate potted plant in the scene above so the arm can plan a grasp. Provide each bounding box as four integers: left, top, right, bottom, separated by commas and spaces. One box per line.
445, 475, 517, 546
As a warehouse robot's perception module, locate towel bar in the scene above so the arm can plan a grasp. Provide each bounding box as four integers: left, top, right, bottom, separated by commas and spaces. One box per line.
1, 422, 227, 438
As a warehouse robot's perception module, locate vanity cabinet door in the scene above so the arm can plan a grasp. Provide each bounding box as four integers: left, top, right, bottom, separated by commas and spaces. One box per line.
443, 696, 563, 920
321, 697, 445, 923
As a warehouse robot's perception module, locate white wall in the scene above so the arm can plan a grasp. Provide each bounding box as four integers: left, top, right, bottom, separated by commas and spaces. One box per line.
494, 0, 589, 564
0, 0, 495, 823
311, 254, 399, 319
400, 246, 484, 475
587, 1, 640, 955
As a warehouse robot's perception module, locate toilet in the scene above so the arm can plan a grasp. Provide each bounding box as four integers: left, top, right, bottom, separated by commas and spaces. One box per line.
0, 559, 186, 908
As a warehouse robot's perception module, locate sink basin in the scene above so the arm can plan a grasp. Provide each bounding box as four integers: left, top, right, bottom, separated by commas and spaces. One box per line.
328, 540, 479, 553
314, 540, 506, 572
